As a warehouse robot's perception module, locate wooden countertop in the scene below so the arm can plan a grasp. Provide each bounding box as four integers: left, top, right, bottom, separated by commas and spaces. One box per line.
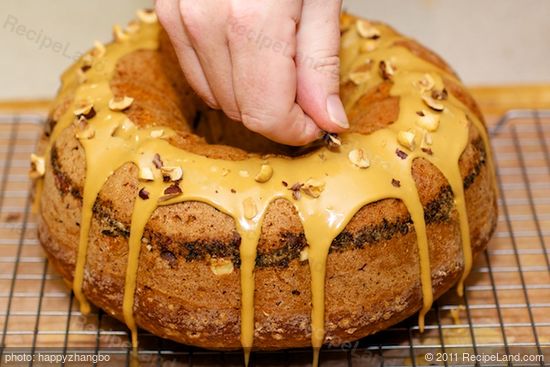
1, 84, 550, 118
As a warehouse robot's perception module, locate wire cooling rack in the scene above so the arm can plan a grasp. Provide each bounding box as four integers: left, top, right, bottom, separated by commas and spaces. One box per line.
0, 110, 548, 367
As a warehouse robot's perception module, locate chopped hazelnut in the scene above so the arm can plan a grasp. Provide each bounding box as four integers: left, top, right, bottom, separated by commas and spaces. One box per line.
395, 148, 408, 160
356, 20, 381, 39
108, 96, 134, 111
91, 41, 106, 58
73, 101, 96, 119
139, 166, 155, 181
397, 130, 416, 151
220, 168, 230, 177
379, 60, 395, 80
29, 154, 45, 179
160, 166, 183, 182
301, 178, 325, 198
75, 125, 95, 140
243, 197, 257, 219
113, 25, 129, 42
424, 132, 433, 146
300, 247, 309, 261
323, 132, 341, 150
254, 164, 273, 183
152, 153, 163, 169
138, 187, 150, 200
159, 183, 183, 202
416, 110, 440, 132
348, 149, 370, 168
392, 179, 401, 188
422, 94, 445, 112
210, 258, 234, 276
150, 129, 164, 138
431, 88, 448, 101
289, 183, 303, 200
137, 9, 158, 24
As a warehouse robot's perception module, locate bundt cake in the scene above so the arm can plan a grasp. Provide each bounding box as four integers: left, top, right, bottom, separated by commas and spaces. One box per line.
31, 9, 497, 363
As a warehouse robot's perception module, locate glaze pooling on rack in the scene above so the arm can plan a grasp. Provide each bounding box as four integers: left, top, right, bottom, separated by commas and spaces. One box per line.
37, 12, 495, 365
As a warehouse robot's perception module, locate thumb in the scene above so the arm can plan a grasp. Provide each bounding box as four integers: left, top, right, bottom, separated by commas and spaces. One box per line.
296, 0, 347, 133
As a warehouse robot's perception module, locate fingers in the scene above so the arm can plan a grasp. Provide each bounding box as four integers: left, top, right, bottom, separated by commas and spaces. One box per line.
178, 0, 241, 120
156, 0, 218, 108
227, 0, 321, 145
296, 0, 348, 132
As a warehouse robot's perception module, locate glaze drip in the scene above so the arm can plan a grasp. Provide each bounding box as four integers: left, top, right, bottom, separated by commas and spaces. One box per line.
36, 12, 495, 366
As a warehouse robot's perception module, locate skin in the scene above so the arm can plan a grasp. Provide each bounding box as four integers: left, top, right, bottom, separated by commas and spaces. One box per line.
155, 0, 348, 146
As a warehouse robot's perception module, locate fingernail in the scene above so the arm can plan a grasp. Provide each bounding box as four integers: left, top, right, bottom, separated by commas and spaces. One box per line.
326, 94, 349, 129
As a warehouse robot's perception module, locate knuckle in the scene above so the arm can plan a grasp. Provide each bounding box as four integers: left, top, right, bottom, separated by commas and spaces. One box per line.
299, 51, 341, 80
179, 5, 205, 39
240, 109, 275, 133
226, 4, 260, 41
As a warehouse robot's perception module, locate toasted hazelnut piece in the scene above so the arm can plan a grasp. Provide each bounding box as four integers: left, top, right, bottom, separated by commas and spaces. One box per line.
220, 168, 230, 177
243, 197, 257, 219
126, 20, 140, 34
160, 166, 183, 182
416, 110, 440, 132
112, 118, 136, 138
109, 96, 134, 111
431, 88, 448, 101
422, 94, 445, 112
92, 41, 106, 57
139, 166, 155, 181
379, 60, 395, 80
159, 183, 183, 202
150, 129, 164, 138
356, 20, 381, 39
299, 247, 309, 262
29, 154, 45, 179
397, 130, 416, 151
113, 25, 129, 42
138, 187, 150, 200
137, 9, 158, 24
76, 68, 87, 84
323, 132, 341, 149
73, 101, 95, 119
301, 178, 325, 198
75, 125, 95, 140
424, 132, 433, 146
348, 149, 370, 169
210, 258, 234, 275
254, 164, 273, 183
414, 74, 435, 92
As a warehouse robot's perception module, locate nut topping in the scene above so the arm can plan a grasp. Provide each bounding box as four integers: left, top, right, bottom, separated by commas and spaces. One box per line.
431, 88, 448, 101
139, 166, 154, 181
397, 130, 416, 151
348, 149, 370, 168
299, 247, 309, 262
152, 153, 164, 169
395, 148, 408, 160
301, 178, 325, 198
391, 178, 401, 188
289, 183, 303, 200
254, 164, 273, 183
414, 74, 435, 92
29, 154, 45, 179
160, 166, 183, 182
73, 101, 96, 119
356, 20, 381, 39
323, 132, 341, 150
75, 125, 95, 140
113, 25, 129, 42
243, 197, 257, 219
422, 94, 445, 112
379, 60, 395, 80
416, 110, 440, 132
210, 258, 234, 276
150, 129, 164, 138
137, 9, 158, 24
91, 41, 106, 58
159, 183, 183, 202
424, 132, 433, 146
138, 187, 150, 200
108, 96, 134, 111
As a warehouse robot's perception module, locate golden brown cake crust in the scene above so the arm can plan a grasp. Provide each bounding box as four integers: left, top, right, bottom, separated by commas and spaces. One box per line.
36, 15, 497, 350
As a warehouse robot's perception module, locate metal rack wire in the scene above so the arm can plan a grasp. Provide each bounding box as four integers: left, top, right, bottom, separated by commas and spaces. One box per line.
0, 110, 548, 366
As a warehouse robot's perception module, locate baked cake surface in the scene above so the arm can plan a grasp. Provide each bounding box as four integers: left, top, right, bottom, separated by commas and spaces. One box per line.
32, 10, 497, 360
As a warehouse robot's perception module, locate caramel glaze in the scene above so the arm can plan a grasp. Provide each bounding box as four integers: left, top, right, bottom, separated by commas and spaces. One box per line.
34, 11, 495, 365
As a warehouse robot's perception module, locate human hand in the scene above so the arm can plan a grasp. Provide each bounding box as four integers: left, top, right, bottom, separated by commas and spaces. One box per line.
155, 0, 347, 146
